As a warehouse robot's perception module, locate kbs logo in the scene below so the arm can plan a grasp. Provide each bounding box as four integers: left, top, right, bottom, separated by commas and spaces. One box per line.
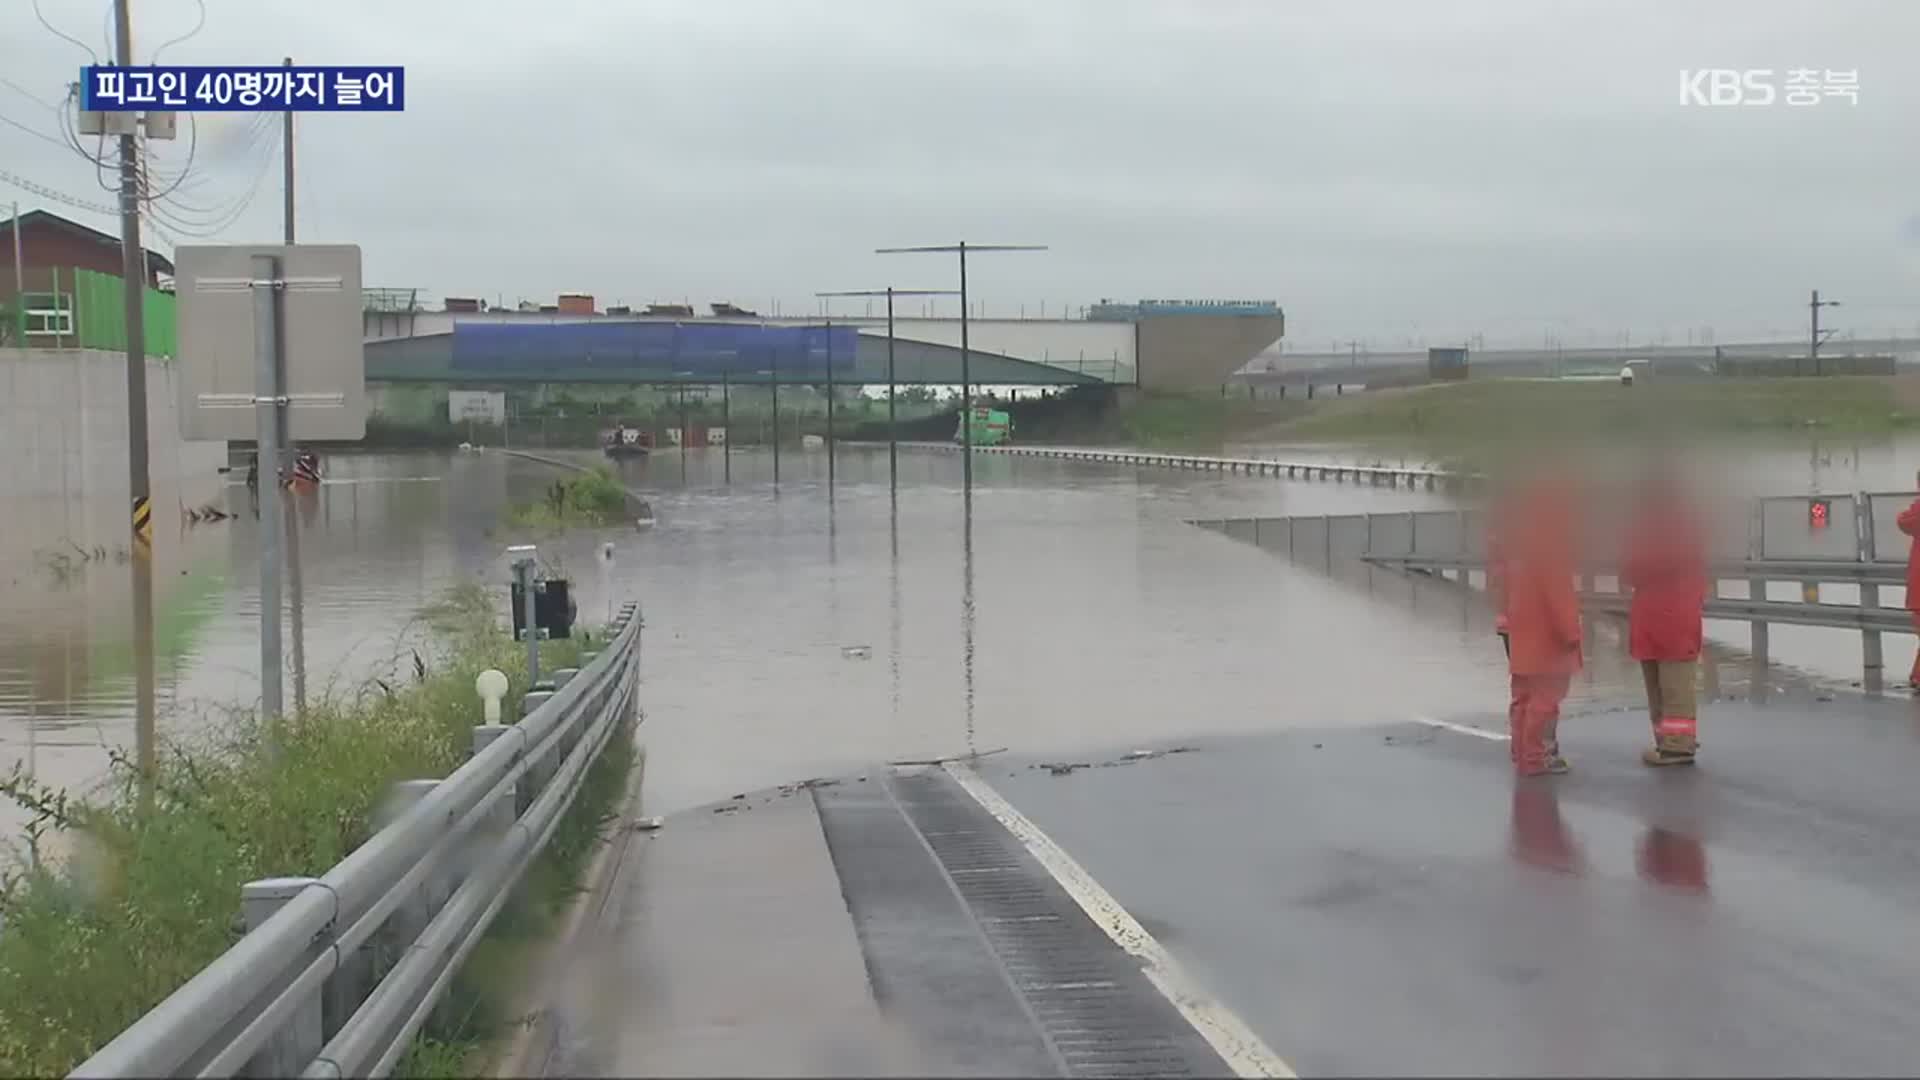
1679, 69, 1775, 106
1678, 69, 1859, 106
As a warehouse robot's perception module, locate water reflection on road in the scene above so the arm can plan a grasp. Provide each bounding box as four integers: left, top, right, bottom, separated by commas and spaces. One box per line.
2, 440, 1917, 839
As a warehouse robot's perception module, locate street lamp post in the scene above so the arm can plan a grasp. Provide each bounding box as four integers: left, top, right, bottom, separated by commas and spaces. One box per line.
824, 319, 835, 489
1809, 290, 1842, 377
876, 243, 1046, 490
817, 287, 959, 496
721, 368, 731, 483
672, 371, 692, 486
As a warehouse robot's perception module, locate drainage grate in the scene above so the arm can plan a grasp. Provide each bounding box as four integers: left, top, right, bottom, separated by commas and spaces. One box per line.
890, 770, 1230, 1079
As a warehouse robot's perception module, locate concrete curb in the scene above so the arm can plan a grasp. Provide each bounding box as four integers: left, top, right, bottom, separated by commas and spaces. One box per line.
491, 732, 650, 1078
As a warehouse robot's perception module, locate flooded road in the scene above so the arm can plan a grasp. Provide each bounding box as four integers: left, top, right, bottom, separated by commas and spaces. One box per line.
1, 440, 1916, 840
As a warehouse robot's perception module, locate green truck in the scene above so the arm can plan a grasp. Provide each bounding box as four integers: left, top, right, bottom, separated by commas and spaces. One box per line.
954, 407, 1013, 447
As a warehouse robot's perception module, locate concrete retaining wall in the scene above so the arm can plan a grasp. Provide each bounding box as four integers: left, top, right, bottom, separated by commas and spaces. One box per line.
0, 348, 226, 547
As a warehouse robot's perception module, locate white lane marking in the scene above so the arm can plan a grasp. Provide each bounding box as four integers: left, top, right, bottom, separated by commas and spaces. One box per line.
944, 762, 1297, 1079
1413, 715, 1509, 742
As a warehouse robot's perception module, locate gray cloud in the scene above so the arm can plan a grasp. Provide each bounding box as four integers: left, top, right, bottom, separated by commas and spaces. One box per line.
2, 0, 1915, 348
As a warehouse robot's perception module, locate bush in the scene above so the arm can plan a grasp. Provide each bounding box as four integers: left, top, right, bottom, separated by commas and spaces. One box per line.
510, 467, 631, 530
0, 585, 585, 1076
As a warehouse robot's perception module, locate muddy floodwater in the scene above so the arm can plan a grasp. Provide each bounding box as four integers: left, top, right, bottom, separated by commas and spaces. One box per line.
1, 441, 1916, 842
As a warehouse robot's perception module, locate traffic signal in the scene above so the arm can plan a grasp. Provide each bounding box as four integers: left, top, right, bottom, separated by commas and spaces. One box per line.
1808, 498, 1831, 530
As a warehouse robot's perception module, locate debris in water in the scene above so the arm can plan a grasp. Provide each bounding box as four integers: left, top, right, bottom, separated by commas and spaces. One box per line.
1043, 762, 1090, 776
635, 817, 663, 831
842, 645, 873, 660
1117, 746, 1198, 764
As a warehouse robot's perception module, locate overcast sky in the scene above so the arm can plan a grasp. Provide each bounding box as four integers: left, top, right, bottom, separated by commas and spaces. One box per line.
3, 0, 1917, 350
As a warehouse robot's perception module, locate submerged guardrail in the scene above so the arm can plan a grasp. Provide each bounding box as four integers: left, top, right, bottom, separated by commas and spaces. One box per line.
905, 441, 1472, 489
70, 601, 643, 1079
1196, 495, 1920, 692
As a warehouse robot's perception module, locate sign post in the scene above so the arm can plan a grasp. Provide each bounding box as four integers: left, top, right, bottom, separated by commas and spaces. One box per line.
508, 546, 540, 687
176, 244, 365, 718
251, 253, 285, 716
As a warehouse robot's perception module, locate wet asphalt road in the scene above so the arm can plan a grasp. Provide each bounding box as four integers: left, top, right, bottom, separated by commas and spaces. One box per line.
980, 695, 1920, 1077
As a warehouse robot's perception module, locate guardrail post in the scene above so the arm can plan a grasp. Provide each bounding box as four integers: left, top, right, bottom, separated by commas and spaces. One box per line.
1701, 648, 1722, 702
1747, 502, 1770, 696
242, 878, 324, 1078
1856, 491, 1884, 694
520, 690, 558, 814
471, 724, 517, 884
549, 668, 585, 756
378, 779, 445, 967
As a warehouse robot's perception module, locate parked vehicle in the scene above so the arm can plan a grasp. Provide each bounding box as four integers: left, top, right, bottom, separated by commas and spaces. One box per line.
954, 407, 1013, 447
603, 426, 653, 459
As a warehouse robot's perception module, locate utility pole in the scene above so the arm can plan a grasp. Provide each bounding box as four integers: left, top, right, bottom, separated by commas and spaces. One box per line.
282, 58, 295, 244
113, 0, 159, 800
816, 287, 959, 498
824, 318, 835, 490
281, 55, 307, 716
10, 201, 22, 346
876, 243, 1046, 493
1809, 289, 1841, 376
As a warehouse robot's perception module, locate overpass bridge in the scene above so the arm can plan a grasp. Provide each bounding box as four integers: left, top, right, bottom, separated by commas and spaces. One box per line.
1238, 336, 1920, 391
362, 309, 1285, 393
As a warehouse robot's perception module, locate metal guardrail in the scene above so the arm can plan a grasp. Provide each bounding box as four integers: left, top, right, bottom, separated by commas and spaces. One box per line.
909, 442, 1471, 489
70, 601, 644, 1080
1195, 495, 1920, 691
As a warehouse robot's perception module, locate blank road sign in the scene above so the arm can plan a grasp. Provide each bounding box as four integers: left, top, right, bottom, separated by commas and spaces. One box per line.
175, 244, 366, 442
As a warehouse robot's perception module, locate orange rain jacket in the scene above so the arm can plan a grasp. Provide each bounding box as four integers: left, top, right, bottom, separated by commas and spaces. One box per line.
1897, 498, 1920, 609
1622, 492, 1708, 662
1494, 482, 1583, 676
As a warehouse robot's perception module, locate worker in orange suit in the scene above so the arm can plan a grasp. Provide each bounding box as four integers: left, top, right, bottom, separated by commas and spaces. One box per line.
1623, 467, 1708, 766
1495, 476, 1584, 775
1897, 478, 1920, 691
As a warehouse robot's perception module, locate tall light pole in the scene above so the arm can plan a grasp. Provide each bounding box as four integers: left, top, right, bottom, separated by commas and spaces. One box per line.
876, 243, 1046, 490
770, 346, 781, 484
1810, 290, 1841, 376
112, 0, 159, 798
281, 55, 308, 718
817, 287, 958, 496
823, 319, 835, 489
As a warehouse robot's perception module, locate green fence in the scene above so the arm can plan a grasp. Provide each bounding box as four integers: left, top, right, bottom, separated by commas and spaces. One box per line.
71, 266, 177, 358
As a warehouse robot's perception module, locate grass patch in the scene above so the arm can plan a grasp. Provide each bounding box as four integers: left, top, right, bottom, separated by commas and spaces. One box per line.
1112, 393, 1309, 449
0, 584, 588, 1077
508, 467, 631, 531
1256, 376, 1920, 467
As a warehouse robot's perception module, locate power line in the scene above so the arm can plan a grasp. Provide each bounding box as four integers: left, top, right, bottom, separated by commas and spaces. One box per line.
0, 75, 60, 111
142, 125, 277, 239
148, 0, 207, 66
0, 107, 69, 150
32, 0, 99, 63
0, 168, 118, 216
